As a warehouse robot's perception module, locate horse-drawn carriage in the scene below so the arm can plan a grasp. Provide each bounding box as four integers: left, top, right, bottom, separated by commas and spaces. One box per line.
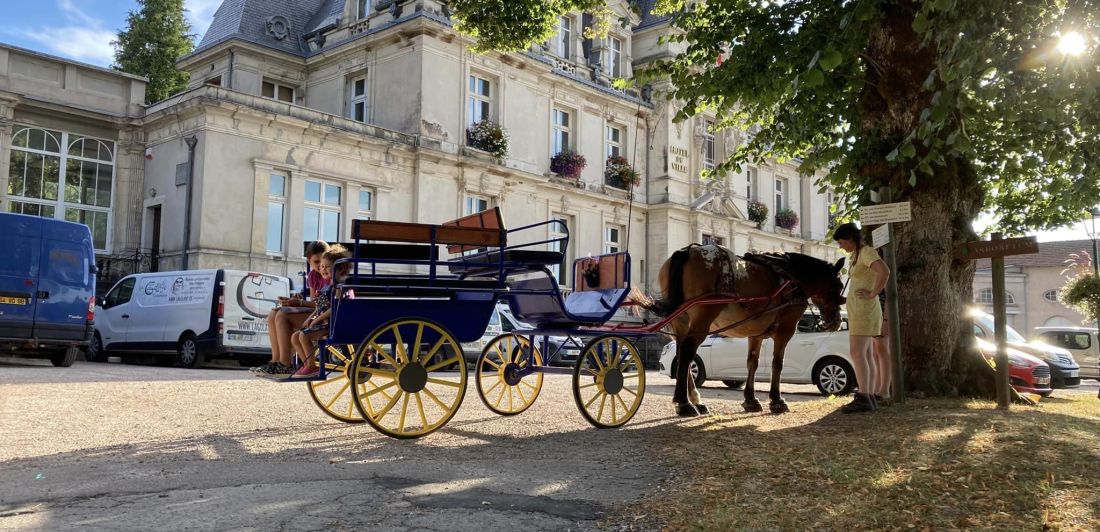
291, 208, 847, 439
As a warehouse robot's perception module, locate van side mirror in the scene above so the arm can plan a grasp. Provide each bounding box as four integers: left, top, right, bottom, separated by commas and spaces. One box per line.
89, 264, 99, 274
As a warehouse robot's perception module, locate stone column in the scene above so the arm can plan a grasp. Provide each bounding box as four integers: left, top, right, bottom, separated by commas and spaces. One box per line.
0, 97, 17, 210
114, 126, 146, 254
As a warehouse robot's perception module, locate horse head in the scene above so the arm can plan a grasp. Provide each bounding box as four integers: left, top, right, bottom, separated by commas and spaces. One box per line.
788, 254, 847, 331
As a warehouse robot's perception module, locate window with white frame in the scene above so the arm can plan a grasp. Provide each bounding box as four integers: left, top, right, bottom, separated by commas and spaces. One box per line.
1044, 289, 1059, 303
358, 188, 374, 220
549, 214, 573, 286
775, 177, 787, 210
467, 74, 492, 127
605, 225, 623, 254
266, 173, 287, 253
557, 16, 572, 59
6, 126, 114, 250
262, 79, 296, 103
702, 233, 724, 246
552, 107, 573, 155
745, 167, 758, 199
348, 75, 368, 122
357, 0, 370, 19
703, 120, 716, 172
606, 125, 622, 159
303, 179, 342, 243
976, 288, 1016, 305
464, 194, 490, 215
605, 36, 623, 78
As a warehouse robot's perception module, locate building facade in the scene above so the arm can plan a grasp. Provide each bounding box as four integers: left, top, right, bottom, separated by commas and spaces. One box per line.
3, 0, 843, 298
973, 240, 1096, 335
0, 43, 147, 282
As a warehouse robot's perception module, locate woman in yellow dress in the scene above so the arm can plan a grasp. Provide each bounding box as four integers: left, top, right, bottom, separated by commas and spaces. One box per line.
833, 223, 890, 413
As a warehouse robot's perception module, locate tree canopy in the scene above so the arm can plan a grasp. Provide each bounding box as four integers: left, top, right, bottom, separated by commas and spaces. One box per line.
113, 0, 194, 103
449, 0, 1100, 394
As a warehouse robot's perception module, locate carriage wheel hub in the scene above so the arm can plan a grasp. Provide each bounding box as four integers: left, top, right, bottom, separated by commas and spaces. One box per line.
398, 363, 428, 393
603, 369, 624, 395
502, 363, 523, 386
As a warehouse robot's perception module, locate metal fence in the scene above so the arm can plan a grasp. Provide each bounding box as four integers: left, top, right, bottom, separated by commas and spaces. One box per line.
95, 248, 156, 296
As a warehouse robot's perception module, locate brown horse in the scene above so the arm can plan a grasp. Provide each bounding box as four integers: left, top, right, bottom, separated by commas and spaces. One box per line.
632, 244, 846, 416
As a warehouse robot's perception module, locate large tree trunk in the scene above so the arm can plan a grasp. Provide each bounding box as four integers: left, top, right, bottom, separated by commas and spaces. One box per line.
859, 3, 991, 396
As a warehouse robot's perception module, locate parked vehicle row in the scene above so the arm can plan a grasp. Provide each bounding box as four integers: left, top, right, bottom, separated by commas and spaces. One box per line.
658, 308, 1079, 397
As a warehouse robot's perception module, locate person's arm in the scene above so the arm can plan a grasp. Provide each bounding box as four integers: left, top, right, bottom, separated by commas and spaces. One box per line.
311, 308, 332, 324
859, 260, 890, 299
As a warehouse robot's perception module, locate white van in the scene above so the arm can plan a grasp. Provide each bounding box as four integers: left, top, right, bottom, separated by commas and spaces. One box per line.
90, 270, 293, 367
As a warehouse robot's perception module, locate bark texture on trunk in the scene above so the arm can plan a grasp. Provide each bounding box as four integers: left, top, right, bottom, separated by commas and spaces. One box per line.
859, 3, 989, 396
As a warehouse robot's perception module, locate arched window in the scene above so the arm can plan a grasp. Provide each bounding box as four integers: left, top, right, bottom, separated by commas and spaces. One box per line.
7, 126, 114, 250
1044, 289, 1059, 303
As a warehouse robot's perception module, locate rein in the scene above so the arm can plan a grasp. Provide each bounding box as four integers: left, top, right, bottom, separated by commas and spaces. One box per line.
705, 279, 808, 336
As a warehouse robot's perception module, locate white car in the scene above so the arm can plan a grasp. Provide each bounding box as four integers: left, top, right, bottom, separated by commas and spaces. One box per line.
658, 316, 856, 396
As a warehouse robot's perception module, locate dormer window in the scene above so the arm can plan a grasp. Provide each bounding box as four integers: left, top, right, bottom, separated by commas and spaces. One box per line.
357, 0, 371, 19
557, 16, 572, 59
605, 36, 623, 78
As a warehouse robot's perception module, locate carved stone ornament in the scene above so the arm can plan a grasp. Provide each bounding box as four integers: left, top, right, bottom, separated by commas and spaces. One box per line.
266, 15, 291, 40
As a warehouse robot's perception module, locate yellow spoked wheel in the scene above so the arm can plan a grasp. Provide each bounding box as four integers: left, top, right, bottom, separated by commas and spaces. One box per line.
572, 335, 645, 429
306, 344, 364, 423
476, 334, 544, 416
350, 318, 468, 439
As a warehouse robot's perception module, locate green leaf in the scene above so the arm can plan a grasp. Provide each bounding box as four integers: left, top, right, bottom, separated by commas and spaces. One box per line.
900, 142, 917, 158
912, 13, 929, 33
819, 49, 843, 72
804, 68, 824, 87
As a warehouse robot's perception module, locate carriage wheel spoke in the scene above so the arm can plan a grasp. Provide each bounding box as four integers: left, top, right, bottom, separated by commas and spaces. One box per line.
596, 393, 607, 421
515, 382, 528, 404
324, 381, 351, 409
585, 390, 606, 409
426, 355, 460, 372
364, 380, 398, 398
410, 324, 425, 363
312, 375, 348, 388
372, 391, 401, 421
483, 357, 502, 370
616, 394, 631, 414
483, 380, 503, 405
415, 393, 430, 429
423, 335, 448, 364
508, 386, 514, 411
519, 380, 538, 393
589, 351, 606, 371
426, 377, 462, 388
577, 381, 598, 390
422, 387, 450, 410
370, 342, 400, 368
397, 393, 411, 432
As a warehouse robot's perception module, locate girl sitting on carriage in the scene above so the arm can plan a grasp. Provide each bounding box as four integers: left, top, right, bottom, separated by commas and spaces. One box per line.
289, 246, 353, 378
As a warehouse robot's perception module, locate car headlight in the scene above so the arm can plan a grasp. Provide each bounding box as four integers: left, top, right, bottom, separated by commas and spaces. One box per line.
1007, 355, 1031, 369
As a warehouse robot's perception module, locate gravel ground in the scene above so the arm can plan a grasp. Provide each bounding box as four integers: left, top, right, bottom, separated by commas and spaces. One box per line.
0, 357, 837, 531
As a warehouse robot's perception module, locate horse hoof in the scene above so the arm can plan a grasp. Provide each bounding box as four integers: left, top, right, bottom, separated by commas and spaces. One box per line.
742, 400, 763, 413
769, 401, 790, 414
676, 403, 701, 417
694, 403, 710, 415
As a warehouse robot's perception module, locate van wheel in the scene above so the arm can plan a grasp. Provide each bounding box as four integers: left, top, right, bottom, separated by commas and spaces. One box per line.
86, 332, 106, 362
175, 334, 204, 368
722, 380, 745, 390
50, 346, 79, 367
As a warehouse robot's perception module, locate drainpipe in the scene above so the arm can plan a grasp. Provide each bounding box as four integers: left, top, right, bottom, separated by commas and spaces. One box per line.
182, 136, 198, 270
643, 114, 652, 291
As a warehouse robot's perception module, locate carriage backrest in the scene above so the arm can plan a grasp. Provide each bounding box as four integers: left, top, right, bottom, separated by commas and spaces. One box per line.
441, 207, 506, 254
572, 252, 629, 292
352, 218, 503, 250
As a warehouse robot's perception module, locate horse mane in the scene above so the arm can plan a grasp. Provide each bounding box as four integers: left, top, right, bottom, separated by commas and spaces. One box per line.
742, 252, 834, 282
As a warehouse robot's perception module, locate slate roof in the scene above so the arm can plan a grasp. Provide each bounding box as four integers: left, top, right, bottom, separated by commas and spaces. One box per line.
195, 0, 328, 57
632, 0, 673, 30
975, 239, 1097, 269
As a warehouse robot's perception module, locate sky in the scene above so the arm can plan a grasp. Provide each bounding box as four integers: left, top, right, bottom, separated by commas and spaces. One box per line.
0, 1, 1094, 245
0, 0, 219, 67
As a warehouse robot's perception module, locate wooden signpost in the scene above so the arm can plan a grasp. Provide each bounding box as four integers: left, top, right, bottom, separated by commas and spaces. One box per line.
954, 233, 1040, 408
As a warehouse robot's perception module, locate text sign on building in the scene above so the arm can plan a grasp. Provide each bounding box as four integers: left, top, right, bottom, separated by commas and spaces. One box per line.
668, 146, 690, 176
860, 201, 912, 225
953, 236, 1039, 260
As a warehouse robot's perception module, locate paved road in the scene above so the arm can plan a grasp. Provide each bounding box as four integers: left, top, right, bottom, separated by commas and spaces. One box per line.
0, 358, 834, 531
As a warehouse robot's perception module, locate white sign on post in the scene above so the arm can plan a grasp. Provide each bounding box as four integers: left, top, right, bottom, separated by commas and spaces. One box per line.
872, 224, 890, 248
860, 201, 912, 225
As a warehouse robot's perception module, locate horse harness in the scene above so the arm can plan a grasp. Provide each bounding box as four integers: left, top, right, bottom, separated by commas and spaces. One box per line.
704, 253, 810, 337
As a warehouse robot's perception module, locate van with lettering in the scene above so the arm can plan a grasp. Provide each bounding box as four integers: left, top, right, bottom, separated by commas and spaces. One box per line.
89, 270, 292, 367
0, 212, 97, 367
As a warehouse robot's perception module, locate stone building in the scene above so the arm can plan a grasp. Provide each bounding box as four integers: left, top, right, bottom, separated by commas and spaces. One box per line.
4, 0, 842, 297
973, 240, 1096, 335
0, 43, 147, 279
144, 0, 841, 292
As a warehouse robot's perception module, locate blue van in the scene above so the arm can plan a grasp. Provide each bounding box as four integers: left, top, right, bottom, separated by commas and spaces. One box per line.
0, 212, 97, 366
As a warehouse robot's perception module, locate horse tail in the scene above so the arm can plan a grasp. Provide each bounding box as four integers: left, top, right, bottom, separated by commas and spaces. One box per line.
642, 245, 693, 317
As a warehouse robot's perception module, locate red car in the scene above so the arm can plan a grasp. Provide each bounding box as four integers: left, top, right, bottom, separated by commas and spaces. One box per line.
976, 338, 1052, 397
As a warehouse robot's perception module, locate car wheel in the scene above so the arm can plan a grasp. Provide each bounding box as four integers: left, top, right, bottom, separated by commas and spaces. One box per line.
175, 333, 205, 368
722, 380, 745, 390
813, 357, 856, 396
50, 346, 79, 367
85, 332, 106, 362
674, 355, 706, 387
